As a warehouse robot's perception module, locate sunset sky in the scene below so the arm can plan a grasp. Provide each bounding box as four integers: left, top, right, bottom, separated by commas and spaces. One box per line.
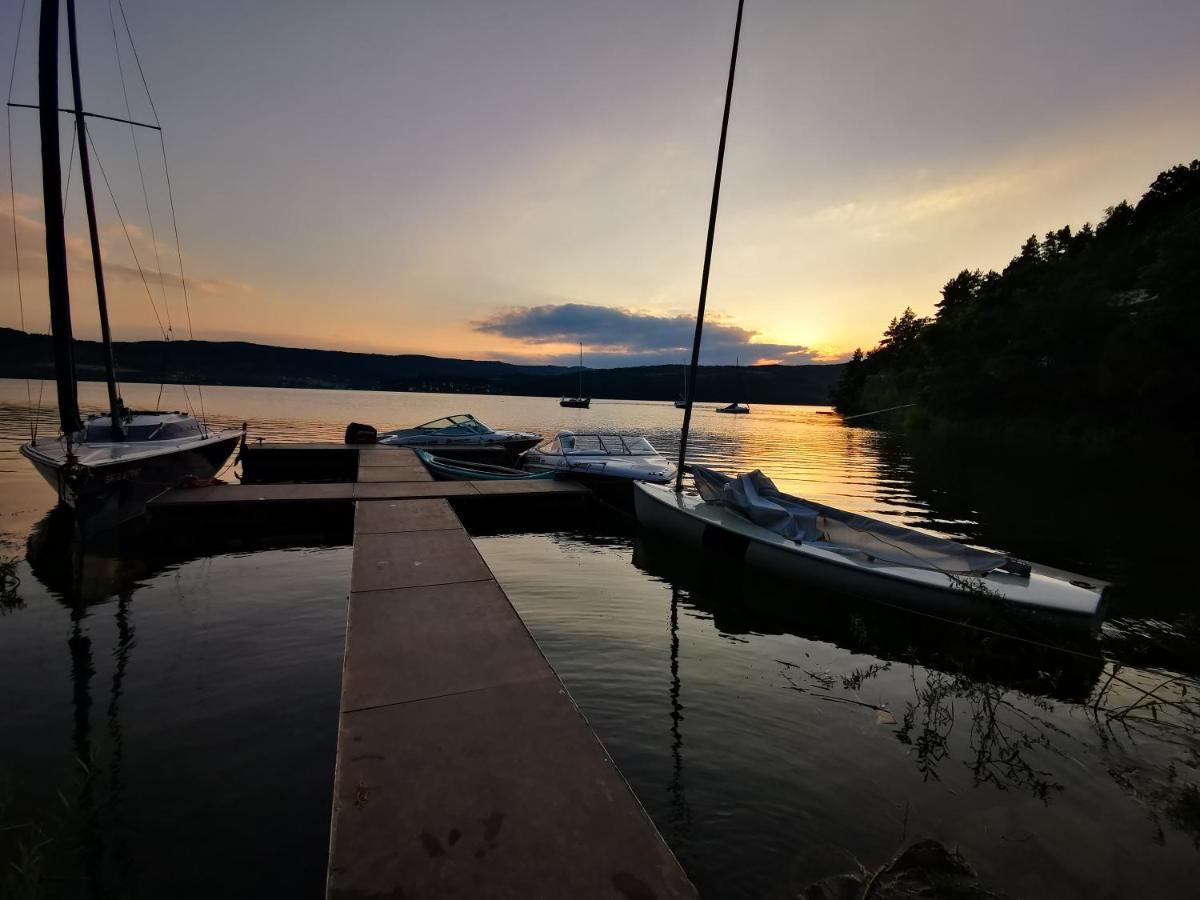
3, 0, 1199, 367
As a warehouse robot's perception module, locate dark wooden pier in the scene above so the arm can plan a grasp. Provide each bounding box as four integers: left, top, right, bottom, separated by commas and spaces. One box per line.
153, 443, 697, 899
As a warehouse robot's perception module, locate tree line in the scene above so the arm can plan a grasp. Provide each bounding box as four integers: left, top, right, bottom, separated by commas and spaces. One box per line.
831, 161, 1200, 441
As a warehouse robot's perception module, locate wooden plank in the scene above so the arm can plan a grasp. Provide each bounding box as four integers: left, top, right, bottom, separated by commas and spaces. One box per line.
356, 466, 433, 483
340, 581, 549, 711
350, 529, 491, 593
152, 482, 354, 506
328, 677, 697, 899
354, 499, 461, 535
352, 482, 479, 500
468, 478, 590, 496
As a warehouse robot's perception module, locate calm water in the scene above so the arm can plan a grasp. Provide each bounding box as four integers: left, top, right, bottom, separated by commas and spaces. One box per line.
1, 378, 1196, 898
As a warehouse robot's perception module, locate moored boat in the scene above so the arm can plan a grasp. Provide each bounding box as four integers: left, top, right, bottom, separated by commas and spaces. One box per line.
378, 414, 540, 453
16, 0, 242, 532
522, 432, 676, 485
634, 468, 1107, 630
560, 342, 592, 408
415, 449, 555, 481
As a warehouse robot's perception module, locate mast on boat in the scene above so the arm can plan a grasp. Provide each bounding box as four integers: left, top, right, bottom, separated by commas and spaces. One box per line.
676, 0, 745, 491
578, 342, 584, 398
37, 0, 82, 437
65, 0, 124, 438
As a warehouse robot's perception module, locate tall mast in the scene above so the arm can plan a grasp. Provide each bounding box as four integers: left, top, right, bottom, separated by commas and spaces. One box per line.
38, 0, 82, 435
65, 0, 124, 437
676, 0, 744, 491
578, 342, 583, 397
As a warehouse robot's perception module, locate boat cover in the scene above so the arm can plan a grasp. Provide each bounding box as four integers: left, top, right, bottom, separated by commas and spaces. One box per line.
692, 467, 1008, 575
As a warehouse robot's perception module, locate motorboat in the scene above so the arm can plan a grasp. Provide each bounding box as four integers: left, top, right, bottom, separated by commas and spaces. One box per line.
378, 414, 540, 453
633, 468, 1107, 631
521, 432, 677, 485
415, 449, 555, 482
17, 0, 242, 532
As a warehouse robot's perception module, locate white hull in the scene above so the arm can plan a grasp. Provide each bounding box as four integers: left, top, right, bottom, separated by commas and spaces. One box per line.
21, 427, 242, 532
633, 482, 1106, 628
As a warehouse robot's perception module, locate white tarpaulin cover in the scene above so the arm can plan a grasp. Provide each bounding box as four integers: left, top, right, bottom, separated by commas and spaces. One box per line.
692, 467, 1009, 575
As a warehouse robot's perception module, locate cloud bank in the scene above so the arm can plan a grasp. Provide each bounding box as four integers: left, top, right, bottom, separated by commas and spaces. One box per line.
475, 302, 835, 367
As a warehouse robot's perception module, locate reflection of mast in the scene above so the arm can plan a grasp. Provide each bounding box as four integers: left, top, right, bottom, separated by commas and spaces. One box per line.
667, 586, 691, 843
106, 591, 135, 882
67, 599, 102, 895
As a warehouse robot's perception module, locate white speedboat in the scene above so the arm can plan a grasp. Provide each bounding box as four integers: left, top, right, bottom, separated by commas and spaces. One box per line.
634, 468, 1107, 630
521, 432, 677, 484
378, 414, 540, 453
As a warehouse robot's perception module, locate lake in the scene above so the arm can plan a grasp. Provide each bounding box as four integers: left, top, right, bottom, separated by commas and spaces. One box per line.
1, 378, 1196, 899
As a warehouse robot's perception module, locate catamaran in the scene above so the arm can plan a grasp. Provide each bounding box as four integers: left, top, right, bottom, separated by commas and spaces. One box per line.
17, 0, 242, 531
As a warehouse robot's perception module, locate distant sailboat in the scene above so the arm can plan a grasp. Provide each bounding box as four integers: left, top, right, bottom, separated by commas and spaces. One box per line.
18, 0, 242, 531
674, 366, 688, 409
560, 342, 591, 408
715, 358, 750, 414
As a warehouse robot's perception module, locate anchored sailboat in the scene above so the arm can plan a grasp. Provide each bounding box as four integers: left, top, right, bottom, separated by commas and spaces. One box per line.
715, 357, 749, 414
560, 342, 591, 408
17, 0, 242, 530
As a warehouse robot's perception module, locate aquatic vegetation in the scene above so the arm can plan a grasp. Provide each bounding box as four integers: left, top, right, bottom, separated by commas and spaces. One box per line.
0, 558, 23, 614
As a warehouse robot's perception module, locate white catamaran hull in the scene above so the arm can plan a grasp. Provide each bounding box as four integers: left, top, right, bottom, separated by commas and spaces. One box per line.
633, 482, 1106, 629
21, 428, 242, 531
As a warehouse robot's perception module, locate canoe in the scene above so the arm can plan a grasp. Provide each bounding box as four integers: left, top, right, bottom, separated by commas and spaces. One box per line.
633, 477, 1107, 631
415, 449, 555, 482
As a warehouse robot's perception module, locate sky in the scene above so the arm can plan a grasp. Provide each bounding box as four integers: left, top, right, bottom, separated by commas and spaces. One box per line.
3, 0, 1199, 367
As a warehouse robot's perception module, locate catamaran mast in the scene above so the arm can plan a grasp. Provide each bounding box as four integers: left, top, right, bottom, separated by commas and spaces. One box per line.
65, 0, 124, 438
37, 0, 82, 436
676, 0, 744, 491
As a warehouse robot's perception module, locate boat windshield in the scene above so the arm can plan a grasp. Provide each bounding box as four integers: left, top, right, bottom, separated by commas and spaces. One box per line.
562, 434, 657, 456
416, 414, 492, 435
535, 436, 562, 455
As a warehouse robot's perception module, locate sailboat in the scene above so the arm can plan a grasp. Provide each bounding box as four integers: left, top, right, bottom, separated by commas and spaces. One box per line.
674, 366, 688, 408
715, 358, 749, 414
17, 0, 242, 531
634, 0, 1107, 631
559, 342, 591, 408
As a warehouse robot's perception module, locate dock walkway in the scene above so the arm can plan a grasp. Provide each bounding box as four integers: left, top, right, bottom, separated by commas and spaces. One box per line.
158, 444, 696, 897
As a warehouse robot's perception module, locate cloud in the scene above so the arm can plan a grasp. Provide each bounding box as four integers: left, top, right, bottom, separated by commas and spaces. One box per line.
1, 194, 251, 296
474, 302, 837, 366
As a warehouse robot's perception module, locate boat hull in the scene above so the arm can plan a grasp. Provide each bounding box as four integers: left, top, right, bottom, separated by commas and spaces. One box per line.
21, 430, 242, 533
559, 398, 591, 408
633, 482, 1106, 631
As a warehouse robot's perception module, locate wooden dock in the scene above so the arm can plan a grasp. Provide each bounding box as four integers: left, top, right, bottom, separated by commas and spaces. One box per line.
155, 444, 697, 898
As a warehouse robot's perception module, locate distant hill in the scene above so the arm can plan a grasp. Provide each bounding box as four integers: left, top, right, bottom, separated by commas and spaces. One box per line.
0, 328, 843, 405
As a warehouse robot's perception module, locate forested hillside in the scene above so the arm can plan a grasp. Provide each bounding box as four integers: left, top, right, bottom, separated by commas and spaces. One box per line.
832, 161, 1200, 438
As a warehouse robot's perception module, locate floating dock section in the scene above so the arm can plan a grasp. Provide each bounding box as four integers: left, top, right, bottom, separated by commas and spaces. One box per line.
155, 444, 697, 898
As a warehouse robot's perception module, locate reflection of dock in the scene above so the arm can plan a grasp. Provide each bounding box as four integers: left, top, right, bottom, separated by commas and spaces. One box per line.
154, 444, 695, 898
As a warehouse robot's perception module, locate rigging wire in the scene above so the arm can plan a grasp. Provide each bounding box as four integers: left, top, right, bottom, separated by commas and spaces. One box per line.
108, 0, 172, 406
116, 0, 207, 431
85, 126, 199, 425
